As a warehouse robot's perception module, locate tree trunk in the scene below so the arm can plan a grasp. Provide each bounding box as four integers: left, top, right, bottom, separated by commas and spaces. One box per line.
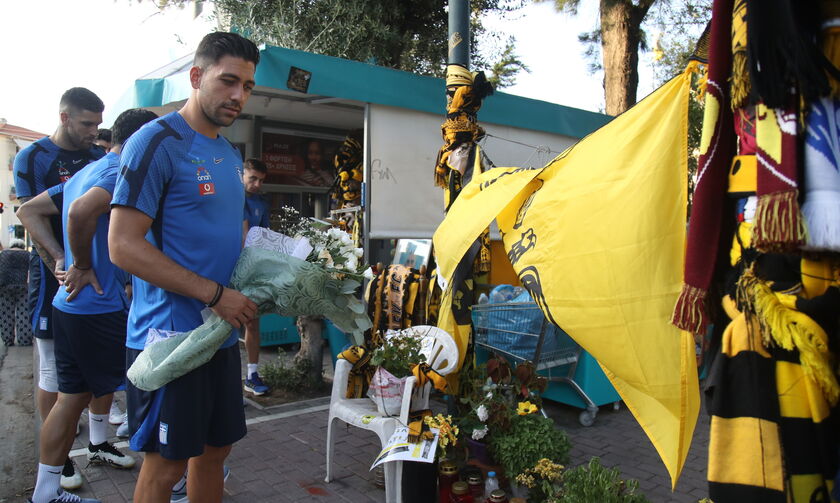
294, 315, 324, 385
599, 0, 653, 116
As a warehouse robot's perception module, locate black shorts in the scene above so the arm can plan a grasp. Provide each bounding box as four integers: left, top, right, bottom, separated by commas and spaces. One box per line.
29, 252, 59, 339
126, 344, 247, 460
52, 307, 127, 397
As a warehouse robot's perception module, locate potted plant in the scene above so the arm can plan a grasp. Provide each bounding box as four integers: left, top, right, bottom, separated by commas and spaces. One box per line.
368, 330, 426, 415
515, 458, 565, 502
556, 458, 649, 503
488, 401, 571, 484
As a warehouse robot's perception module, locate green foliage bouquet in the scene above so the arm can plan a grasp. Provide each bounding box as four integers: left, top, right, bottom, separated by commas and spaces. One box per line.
488, 408, 570, 480
127, 216, 371, 392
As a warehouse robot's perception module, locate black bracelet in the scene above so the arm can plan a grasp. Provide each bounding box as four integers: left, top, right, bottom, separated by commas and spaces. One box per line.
73, 264, 91, 271
206, 282, 224, 308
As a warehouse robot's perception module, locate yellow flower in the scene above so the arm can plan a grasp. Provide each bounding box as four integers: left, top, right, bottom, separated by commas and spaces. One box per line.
517, 401, 538, 415
515, 473, 536, 488
424, 414, 459, 455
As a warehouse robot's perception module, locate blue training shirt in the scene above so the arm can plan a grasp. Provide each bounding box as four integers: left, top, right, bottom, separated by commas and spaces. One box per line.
13, 136, 104, 332
49, 152, 128, 315
111, 112, 245, 351
14, 137, 104, 199
244, 192, 269, 228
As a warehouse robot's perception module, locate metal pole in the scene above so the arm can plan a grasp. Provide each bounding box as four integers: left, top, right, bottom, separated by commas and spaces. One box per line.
362, 103, 371, 267
448, 0, 470, 67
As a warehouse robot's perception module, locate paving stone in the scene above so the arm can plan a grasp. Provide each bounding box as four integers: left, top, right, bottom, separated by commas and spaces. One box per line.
52, 356, 711, 502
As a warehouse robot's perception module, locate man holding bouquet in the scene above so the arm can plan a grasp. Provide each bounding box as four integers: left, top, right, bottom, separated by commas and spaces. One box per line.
109, 32, 259, 503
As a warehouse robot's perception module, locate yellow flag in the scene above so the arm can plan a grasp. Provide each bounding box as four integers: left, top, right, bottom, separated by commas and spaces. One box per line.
433, 68, 699, 488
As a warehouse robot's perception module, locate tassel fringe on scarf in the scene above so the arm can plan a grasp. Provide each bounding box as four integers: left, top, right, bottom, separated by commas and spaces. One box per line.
737, 268, 840, 405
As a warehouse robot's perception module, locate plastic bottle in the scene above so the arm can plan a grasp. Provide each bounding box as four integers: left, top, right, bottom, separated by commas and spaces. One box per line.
478, 293, 489, 304
484, 471, 500, 499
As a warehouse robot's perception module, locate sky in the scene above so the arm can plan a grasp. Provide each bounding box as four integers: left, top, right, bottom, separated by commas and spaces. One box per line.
0, 0, 660, 135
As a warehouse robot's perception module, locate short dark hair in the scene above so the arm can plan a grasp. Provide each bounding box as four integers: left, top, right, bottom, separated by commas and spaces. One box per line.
244, 158, 267, 174
111, 109, 158, 146
59, 87, 104, 114
96, 128, 112, 143
195, 32, 260, 69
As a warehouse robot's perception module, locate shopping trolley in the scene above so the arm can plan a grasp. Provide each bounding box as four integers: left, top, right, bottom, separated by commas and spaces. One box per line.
471, 302, 601, 426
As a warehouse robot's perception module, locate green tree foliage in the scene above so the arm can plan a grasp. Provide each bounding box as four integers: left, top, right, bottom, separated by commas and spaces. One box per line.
208, 0, 528, 86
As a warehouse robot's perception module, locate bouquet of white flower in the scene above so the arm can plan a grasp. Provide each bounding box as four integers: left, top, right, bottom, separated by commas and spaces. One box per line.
127, 212, 371, 392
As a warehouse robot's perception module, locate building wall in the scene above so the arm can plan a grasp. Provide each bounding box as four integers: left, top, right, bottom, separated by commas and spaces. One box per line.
0, 135, 24, 249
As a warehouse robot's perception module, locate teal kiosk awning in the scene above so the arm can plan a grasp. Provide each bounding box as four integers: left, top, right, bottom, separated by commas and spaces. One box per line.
110, 44, 610, 138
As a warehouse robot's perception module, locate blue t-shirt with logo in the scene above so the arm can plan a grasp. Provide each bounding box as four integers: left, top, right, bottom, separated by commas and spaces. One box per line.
13, 136, 105, 333
245, 192, 269, 228
14, 137, 104, 198
111, 112, 245, 350
49, 152, 128, 315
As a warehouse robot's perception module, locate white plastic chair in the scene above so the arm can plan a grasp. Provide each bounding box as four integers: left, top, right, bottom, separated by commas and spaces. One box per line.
324, 326, 459, 503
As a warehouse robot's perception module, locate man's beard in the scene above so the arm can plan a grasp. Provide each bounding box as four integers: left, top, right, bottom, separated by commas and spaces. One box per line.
201, 100, 239, 128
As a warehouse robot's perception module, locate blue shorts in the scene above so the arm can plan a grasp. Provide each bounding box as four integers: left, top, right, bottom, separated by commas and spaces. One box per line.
29, 252, 58, 339
52, 307, 127, 397
126, 344, 247, 460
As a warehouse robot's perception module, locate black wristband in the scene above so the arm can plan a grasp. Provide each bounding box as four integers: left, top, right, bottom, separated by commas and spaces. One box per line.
206, 282, 224, 308
73, 264, 91, 271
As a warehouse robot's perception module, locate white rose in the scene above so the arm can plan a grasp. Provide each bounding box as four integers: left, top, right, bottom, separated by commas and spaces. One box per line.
354, 247, 364, 258
476, 404, 488, 422
346, 255, 358, 272
471, 426, 488, 440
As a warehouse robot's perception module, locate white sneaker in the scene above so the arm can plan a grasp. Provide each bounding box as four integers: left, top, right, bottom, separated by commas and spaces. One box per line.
108, 403, 126, 425
116, 421, 129, 438
87, 441, 136, 469
29, 490, 101, 502
59, 458, 83, 490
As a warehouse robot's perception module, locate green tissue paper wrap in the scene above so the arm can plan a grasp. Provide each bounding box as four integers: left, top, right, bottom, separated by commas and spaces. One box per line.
127, 246, 371, 391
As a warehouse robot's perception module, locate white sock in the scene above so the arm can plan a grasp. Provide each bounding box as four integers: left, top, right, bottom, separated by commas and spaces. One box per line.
247, 363, 258, 376
88, 412, 109, 446
33, 462, 62, 503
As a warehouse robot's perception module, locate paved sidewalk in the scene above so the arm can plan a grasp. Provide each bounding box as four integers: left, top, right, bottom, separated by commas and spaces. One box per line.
64, 399, 709, 502
24, 343, 711, 502
0, 345, 37, 502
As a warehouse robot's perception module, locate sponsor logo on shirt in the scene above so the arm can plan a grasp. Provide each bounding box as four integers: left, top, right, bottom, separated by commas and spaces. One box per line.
196, 167, 215, 196
57, 160, 71, 183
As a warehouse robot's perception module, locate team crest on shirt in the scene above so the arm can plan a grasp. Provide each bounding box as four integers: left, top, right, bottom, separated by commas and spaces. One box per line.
196, 167, 215, 196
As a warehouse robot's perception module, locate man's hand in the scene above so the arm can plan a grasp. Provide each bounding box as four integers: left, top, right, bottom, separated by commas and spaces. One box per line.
211, 288, 257, 329
55, 257, 66, 284
63, 265, 103, 302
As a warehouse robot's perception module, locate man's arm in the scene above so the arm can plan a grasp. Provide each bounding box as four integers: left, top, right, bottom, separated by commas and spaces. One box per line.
16, 193, 63, 276
109, 205, 257, 328
62, 187, 111, 301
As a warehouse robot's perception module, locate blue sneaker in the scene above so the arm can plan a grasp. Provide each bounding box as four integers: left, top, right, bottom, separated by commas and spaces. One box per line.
244, 372, 269, 396
170, 466, 231, 503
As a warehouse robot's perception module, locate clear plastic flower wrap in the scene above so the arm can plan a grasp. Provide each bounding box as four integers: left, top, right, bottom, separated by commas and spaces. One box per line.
127, 226, 371, 392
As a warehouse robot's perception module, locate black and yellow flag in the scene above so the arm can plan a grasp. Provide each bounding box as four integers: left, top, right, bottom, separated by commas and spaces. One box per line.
433, 65, 700, 488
